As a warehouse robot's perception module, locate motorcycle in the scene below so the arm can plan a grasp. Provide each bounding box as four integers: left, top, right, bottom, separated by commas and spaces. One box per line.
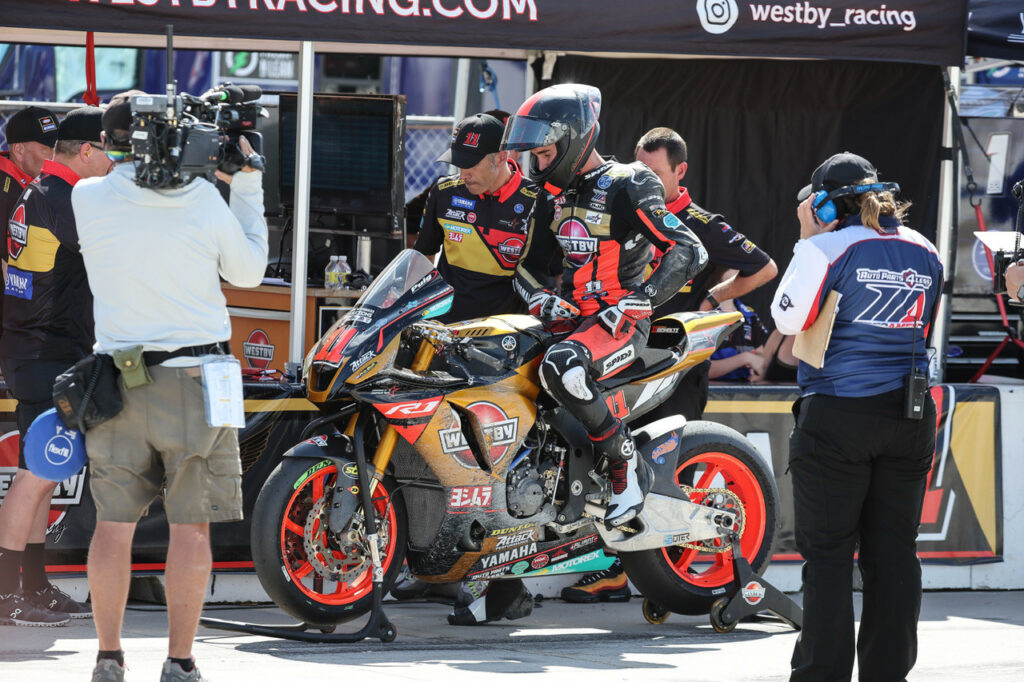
250, 249, 780, 627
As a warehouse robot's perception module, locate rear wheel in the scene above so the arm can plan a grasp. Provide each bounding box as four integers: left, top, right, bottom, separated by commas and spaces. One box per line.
620, 421, 779, 615
251, 457, 407, 626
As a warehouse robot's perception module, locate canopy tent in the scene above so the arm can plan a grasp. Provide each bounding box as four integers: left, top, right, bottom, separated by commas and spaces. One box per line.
967, 0, 1024, 61
0, 1, 970, 371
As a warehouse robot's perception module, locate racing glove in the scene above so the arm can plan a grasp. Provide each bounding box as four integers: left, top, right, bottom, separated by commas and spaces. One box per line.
528, 290, 581, 321
598, 292, 653, 339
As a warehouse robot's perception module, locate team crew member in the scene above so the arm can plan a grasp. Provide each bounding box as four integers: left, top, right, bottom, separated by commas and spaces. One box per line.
0, 107, 109, 627
0, 107, 59, 332
414, 112, 538, 322
503, 84, 707, 528
74, 94, 267, 682
636, 127, 776, 418
772, 153, 942, 682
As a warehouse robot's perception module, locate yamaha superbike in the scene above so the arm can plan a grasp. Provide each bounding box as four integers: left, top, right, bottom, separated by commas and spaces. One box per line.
249, 250, 780, 627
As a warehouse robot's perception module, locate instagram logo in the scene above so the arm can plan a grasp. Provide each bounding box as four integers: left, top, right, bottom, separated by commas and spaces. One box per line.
697, 0, 738, 34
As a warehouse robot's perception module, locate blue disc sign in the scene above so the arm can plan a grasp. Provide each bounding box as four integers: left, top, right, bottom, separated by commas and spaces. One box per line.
24, 408, 86, 482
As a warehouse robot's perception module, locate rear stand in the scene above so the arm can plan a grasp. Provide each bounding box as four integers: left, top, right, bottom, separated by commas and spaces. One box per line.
201, 417, 397, 643
708, 537, 802, 633
641, 534, 802, 633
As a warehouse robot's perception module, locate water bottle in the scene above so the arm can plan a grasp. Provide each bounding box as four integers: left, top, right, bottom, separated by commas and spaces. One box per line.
338, 255, 352, 288
325, 255, 341, 290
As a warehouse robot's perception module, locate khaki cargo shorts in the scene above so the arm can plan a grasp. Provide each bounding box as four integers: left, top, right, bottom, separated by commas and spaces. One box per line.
88, 364, 243, 524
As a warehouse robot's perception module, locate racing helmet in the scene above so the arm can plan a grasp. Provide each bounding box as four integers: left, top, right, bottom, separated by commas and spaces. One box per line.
501, 84, 601, 195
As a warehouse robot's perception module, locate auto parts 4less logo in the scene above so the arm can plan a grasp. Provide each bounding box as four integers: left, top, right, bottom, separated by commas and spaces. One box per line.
697, 0, 739, 33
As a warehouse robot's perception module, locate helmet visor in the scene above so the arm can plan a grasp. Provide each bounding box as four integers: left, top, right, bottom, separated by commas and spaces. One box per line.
501, 115, 567, 152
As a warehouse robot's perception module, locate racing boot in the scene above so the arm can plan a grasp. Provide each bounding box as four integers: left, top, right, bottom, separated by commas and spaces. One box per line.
593, 421, 651, 529
447, 579, 533, 625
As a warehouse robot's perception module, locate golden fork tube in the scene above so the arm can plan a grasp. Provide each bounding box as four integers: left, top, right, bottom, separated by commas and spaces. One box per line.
367, 340, 437, 493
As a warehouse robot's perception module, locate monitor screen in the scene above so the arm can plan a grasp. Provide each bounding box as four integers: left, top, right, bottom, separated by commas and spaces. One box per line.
277, 93, 398, 216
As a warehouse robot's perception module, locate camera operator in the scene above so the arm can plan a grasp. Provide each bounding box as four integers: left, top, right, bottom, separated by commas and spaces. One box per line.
771, 153, 942, 682
0, 107, 109, 628
1007, 260, 1024, 301
72, 93, 267, 682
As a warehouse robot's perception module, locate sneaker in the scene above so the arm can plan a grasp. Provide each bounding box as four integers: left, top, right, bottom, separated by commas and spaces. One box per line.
91, 659, 126, 682
454, 580, 490, 608
26, 583, 92, 619
0, 591, 69, 627
561, 557, 631, 603
160, 659, 207, 681
447, 579, 532, 626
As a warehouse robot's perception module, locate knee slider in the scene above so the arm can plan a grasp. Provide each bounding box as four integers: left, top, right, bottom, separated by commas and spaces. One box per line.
541, 343, 594, 403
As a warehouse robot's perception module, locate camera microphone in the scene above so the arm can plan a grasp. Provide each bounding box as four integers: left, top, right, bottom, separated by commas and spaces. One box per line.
1013, 179, 1024, 201
202, 84, 262, 104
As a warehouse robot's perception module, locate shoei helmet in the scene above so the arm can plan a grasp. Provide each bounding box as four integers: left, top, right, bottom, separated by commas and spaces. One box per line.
501, 84, 602, 196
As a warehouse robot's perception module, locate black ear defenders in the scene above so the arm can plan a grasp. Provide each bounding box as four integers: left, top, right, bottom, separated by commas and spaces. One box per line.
812, 182, 900, 223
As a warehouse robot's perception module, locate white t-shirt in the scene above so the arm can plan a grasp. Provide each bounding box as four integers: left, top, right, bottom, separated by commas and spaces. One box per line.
72, 164, 268, 354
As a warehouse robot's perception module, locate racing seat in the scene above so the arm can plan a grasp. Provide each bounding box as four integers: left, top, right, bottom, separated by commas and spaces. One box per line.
597, 348, 679, 390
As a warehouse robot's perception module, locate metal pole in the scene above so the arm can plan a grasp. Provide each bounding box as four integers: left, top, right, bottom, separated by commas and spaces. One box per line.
453, 58, 470, 125
289, 41, 314, 366
931, 65, 960, 384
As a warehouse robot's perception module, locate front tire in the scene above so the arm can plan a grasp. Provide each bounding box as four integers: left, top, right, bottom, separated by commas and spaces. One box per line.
251, 457, 407, 626
620, 421, 779, 615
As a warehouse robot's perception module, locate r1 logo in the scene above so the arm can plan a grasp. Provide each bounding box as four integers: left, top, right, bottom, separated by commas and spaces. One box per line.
376, 398, 442, 419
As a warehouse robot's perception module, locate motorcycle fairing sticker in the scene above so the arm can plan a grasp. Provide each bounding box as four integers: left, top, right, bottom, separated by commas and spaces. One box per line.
372, 397, 443, 444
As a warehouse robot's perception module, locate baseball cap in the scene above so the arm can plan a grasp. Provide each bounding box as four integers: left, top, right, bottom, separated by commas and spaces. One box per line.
5, 106, 59, 147
438, 113, 505, 169
57, 106, 104, 144
797, 152, 878, 202
102, 90, 146, 147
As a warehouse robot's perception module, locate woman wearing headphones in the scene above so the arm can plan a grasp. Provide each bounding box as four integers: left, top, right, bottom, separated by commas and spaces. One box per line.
770, 153, 944, 682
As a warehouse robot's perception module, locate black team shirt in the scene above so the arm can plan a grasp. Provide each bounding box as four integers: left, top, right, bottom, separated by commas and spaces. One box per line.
414, 160, 538, 323
0, 152, 37, 333
1, 159, 93, 362
656, 187, 771, 314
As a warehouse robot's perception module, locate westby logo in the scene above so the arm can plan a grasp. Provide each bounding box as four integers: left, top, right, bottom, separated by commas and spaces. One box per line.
0, 431, 86, 536
741, 580, 766, 605
243, 329, 275, 369
440, 401, 519, 469
697, 0, 738, 34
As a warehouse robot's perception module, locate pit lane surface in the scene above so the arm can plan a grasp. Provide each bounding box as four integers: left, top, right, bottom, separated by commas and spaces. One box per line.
2, 590, 1022, 680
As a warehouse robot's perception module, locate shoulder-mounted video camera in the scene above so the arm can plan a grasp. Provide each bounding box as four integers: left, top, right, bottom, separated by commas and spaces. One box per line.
129, 83, 267, 189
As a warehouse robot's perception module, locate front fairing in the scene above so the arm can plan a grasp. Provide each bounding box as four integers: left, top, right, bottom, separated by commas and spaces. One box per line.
306, 251, 454, 401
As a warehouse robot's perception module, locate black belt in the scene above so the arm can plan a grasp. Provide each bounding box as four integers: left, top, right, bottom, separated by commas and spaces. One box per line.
144, 342, 231, 367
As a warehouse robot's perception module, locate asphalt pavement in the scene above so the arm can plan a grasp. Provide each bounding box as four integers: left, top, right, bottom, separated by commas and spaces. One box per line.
2, 589, 1023, 681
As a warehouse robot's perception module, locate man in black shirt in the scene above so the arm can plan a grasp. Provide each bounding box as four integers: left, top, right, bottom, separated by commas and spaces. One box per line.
414, 112, 538, 323
0, 106, 59, 340
636, 127, 777, 420
0, 107, 111, 627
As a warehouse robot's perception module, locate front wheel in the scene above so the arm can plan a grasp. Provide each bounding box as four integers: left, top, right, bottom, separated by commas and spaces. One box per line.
251, 457, 407, 626
620, 421, 779, 615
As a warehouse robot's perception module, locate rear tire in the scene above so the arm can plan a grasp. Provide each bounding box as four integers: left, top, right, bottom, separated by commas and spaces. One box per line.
620, 421, 779, 616
251, 457, 407, 626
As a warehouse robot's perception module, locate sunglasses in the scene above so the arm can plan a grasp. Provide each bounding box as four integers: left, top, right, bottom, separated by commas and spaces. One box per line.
104, 150, 132, 163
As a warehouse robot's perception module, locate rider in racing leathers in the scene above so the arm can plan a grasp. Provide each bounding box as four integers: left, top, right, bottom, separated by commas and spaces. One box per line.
501, 84, 708, 528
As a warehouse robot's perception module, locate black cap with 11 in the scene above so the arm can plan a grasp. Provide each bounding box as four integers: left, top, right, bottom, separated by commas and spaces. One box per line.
438, 113, 505, 169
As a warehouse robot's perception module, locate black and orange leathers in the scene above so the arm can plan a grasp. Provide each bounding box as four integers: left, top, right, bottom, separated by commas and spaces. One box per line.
515, 159, 706, 438
414, 160, 538, 323
515, 160, 706, 319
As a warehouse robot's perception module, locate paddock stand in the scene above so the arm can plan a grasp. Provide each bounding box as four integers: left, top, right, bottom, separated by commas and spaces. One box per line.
642, 534, 803, 633
200, 419, 397, 643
